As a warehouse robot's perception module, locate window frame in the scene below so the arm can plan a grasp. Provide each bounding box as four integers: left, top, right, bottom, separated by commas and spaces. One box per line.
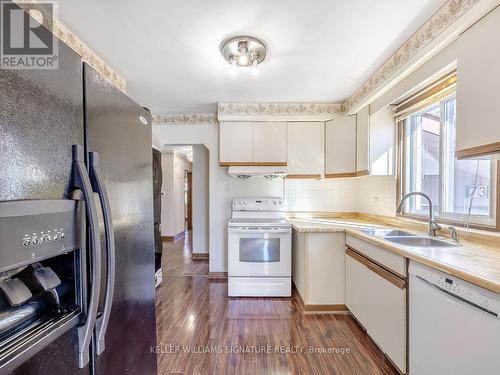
397, 92, 498, 229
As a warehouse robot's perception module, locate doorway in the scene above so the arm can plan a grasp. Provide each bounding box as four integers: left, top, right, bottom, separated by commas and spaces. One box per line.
184, 170, 192, 231
158, 144, 209, 270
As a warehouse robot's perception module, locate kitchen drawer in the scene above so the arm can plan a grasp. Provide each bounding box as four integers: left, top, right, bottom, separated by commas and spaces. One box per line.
228, 277, 291, 297
346, 234, 406, 277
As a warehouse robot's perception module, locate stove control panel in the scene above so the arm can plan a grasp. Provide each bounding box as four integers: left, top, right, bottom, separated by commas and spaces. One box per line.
232, 198, 284, 211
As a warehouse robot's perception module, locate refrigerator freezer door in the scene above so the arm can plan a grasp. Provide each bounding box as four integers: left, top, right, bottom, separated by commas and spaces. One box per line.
0, 28, 89, 375
0, 39, 83, 202
84, 64, 157, 375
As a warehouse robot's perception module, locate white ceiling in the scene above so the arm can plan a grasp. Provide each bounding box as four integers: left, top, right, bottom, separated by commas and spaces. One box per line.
58, 0, 446, 114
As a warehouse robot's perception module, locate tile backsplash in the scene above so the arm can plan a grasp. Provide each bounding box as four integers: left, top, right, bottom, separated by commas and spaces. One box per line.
284, 175, 397, 216
357, 175, 397, 216
284, 178, 357, 212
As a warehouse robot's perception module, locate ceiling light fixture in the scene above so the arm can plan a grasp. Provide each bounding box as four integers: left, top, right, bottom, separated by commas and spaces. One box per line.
220, 35, 267, 73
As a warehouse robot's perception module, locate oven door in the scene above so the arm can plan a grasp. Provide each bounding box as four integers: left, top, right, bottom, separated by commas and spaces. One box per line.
228, 227, 291, 277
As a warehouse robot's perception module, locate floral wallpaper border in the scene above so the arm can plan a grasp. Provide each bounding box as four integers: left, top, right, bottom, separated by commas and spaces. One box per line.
55, 21, 127, 92
152, 113, 218, 125
14, 1, 126, 92
342, 0, 480, 113
218, 102, 343, 117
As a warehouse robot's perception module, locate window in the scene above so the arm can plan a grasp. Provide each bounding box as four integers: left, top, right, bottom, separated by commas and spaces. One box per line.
402, 94, 495, 226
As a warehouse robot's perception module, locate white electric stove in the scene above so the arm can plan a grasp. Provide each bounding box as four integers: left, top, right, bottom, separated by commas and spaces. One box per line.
227, 198, 292, 297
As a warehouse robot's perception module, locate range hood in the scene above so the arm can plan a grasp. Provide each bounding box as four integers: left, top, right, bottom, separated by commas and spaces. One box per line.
227, 166, 288, 178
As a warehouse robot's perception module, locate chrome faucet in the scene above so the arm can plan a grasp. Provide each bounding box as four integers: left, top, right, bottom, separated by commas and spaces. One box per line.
396, 192, 441, 237
449, 226, 459, 244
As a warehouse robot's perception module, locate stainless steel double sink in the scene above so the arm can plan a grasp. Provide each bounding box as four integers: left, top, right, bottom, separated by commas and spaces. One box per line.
361, 228, 458, 248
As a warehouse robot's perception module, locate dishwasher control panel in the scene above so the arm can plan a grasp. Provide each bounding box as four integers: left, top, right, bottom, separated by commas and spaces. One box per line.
410, 262, 500, 317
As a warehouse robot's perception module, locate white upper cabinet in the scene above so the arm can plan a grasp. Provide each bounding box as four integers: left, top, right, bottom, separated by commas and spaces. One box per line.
219, 121, 286, 165
369, 107, 395, 175
287, 122, 324, 177
219, 122, 253, 165
456, 6, 500, 158
356, 106, 370, 175
253, 122, 287, 164
325, 116, 357, 177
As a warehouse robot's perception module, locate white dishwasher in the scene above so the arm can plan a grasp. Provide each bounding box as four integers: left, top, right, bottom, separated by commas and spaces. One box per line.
409, 261, 500, 375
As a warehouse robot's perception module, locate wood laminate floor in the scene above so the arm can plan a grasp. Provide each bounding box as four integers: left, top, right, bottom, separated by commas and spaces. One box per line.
156, 233, 398, 375
161, 231, 209, 277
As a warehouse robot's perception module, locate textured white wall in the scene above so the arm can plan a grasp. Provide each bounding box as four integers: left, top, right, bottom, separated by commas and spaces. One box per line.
192, 145, 209, 254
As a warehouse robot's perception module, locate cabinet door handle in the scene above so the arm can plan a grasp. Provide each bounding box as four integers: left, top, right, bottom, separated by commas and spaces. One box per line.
73, 145, 101, 368
366, 262, 406, 290
89, 152, 116, 356
346, 247, 406, 289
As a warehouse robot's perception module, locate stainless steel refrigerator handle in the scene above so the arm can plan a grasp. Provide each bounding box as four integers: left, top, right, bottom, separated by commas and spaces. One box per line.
73, 145, 102, 368
89, 152, 116, 356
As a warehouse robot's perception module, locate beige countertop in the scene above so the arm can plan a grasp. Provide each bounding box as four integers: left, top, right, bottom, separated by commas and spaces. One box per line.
288, 218, 500, 295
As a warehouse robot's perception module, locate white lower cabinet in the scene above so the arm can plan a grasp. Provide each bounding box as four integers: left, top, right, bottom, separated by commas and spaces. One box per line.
345, 251, 371, 327
292, 231, 346, 306
346, 248, 406, 374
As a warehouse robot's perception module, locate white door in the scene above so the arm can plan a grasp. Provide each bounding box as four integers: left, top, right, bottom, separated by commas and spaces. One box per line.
228, 228, 291, 277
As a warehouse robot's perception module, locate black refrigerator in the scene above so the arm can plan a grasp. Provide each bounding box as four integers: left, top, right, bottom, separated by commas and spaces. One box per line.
0, 11, 157, 375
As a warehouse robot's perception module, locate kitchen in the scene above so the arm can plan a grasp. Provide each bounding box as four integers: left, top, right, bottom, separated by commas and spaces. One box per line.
1, 0, 500, 374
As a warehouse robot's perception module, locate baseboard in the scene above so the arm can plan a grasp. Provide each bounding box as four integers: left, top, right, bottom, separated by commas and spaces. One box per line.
192, 253, 209, 260
208, 272, 227, 279
303, 304, 349, 314
162, 231, 185, 242
293, 282, 348, 314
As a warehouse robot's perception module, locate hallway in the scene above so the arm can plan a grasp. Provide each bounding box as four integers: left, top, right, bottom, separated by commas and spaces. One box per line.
161, 231, 209, 277
155, 234, 398, 375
